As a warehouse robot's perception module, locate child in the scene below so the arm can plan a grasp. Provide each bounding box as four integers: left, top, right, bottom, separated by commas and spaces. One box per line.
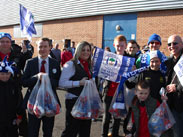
126, 50, 166, 102
124, 50, 166, 136
126, 80, 160, 137
101, 35, 128, 137
0, 57, 23, 137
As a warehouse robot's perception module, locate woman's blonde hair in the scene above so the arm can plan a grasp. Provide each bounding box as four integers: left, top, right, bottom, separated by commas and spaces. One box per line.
73, 41, 92, 66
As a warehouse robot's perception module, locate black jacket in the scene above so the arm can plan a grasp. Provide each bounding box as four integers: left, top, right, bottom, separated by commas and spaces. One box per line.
67, 61, 90, 96
9, 44, 32, 72
0, 78, 23, 126
22, 57, 61, 109
165, 54, 183, 112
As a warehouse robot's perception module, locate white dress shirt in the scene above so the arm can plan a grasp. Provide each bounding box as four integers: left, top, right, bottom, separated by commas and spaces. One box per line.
38, 56, 49, 74
59, 60, 81, 99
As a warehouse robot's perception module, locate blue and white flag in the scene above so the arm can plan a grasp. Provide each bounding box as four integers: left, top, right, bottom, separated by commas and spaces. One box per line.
109, 65, 149, 118
112, 66, 149, 108
19, 4, 37, 41
93, 47, 135, 83
122, 65, 149, 79
109, 77, 127, 118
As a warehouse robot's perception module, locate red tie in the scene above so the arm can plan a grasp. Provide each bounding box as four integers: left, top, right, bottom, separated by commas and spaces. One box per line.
40, 60, 46, 73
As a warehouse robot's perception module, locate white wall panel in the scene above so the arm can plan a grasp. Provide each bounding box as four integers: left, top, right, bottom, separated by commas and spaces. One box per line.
0, 0, 183, 26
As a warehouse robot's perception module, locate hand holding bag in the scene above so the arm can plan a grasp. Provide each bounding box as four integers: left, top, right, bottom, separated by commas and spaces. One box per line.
148, 101, 176, 137
28, 74, 61, 118
71, 80, 103, 119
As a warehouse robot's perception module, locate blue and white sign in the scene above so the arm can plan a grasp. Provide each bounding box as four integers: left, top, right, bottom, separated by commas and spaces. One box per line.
93, 47, 135, 83
174, 55, 183, 86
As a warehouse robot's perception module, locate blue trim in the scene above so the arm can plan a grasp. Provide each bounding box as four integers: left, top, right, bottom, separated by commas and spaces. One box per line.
116, 56, 135, 82
93, 48, 104, 77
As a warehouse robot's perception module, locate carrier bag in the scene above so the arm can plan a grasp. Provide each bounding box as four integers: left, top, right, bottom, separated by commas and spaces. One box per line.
71, 80, 103, 119
109, 78, 127, 118
148, 101, 176, 137
33, 74, 61, 118
27, 79, 40, 115
28, 74, 61, 118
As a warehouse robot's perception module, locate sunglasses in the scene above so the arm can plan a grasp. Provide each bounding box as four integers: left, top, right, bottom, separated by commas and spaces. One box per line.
149, 41, 160, 45
167, 42, 178, 47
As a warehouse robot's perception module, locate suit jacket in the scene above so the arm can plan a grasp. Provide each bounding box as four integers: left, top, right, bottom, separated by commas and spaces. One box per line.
22, 56, 61, 109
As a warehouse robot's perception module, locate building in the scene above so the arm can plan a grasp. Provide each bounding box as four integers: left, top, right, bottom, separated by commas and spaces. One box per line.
0, 0, 183, 55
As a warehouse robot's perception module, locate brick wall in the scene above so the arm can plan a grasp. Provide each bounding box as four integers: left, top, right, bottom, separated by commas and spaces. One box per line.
136, 9, 183, 56
0, 26, 13, 35
43, 15, 103, 48
0, 15, 103, 56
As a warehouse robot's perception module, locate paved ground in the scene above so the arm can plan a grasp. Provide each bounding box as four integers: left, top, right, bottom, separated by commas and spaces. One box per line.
22, 89, 124, 137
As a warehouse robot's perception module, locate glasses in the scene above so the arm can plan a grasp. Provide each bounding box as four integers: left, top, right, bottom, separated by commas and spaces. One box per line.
167, 42, 178, 47
149, 41, 160, 45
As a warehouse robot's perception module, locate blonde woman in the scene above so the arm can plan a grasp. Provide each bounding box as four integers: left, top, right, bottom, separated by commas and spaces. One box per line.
59, 41, 92, 137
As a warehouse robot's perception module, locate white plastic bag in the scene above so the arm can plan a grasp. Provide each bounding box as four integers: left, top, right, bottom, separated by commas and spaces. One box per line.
148, 101, 176, 137
71, 80, 103, 119
27, 80, 41, 115
28, 74, 61, 118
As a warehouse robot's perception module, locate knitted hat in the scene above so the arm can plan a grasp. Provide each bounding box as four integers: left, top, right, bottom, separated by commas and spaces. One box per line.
0, 56, 15, 75
147, 33, 161, 45
149, 50, 162, 60
0, 32, 11, 40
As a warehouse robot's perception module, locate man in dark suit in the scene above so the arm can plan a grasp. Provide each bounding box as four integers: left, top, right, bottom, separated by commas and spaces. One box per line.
22, 37, 61, 137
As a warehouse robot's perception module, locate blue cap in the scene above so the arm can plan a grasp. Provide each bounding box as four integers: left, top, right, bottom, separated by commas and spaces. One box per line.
0, 56, 15, 75
147, 33, 161, 45
0, 32, 11, 40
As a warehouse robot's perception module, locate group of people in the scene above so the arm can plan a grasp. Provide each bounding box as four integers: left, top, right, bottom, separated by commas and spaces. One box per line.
101, 34, 183, 137
0, 31, 182, 137
50, 40, 76, 66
